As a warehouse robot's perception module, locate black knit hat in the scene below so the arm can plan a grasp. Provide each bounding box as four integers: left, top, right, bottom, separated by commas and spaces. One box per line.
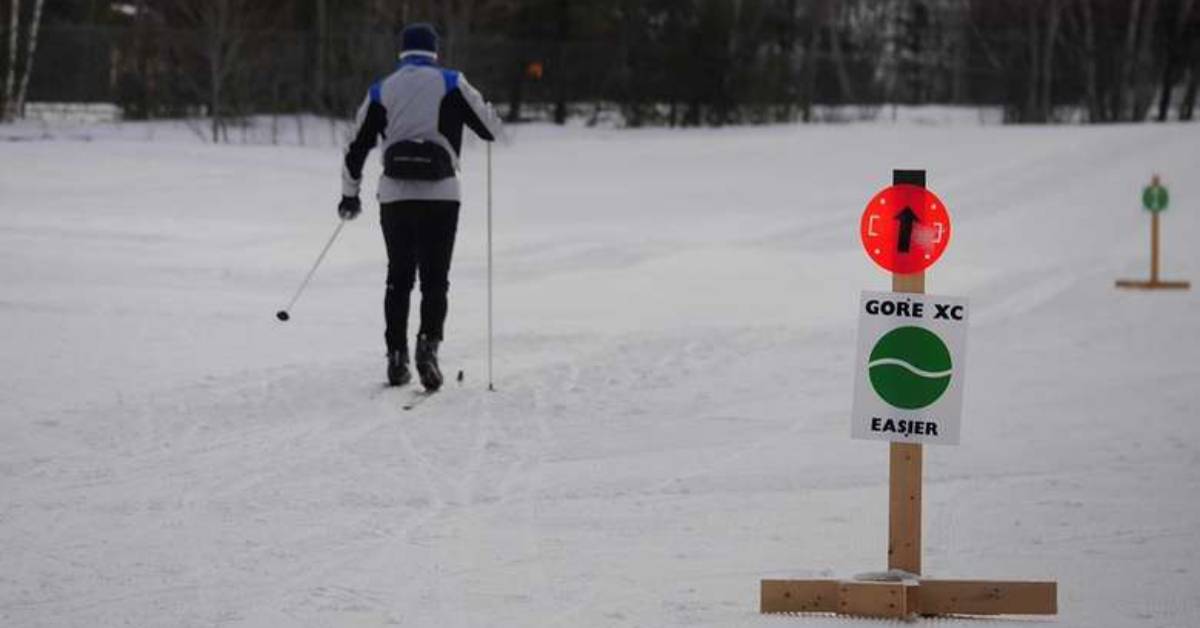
400, 23, 439, 57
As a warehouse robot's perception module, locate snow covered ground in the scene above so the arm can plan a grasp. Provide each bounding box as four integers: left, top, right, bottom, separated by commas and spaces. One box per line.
2, 118, 1199, 627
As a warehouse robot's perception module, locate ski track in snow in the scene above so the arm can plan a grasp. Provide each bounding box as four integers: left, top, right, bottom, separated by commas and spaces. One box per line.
2, 120, 1199, 627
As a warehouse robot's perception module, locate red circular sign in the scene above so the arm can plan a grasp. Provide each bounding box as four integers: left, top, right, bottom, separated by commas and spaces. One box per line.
860, 184, 951, 274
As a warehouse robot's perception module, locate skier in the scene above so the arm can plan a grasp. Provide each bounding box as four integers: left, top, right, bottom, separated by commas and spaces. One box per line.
338, 23, 502, 391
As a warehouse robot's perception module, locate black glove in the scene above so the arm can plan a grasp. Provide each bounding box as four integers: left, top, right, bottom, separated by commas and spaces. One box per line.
337, 196, 361, 220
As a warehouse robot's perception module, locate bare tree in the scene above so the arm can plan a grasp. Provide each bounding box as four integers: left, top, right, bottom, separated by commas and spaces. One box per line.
552, 0, 568, 124
828, 2, 856, 103
1040, 0, 1062, 121
1182, 55, 1199, 119
1157, 0, 1195, 120
170, 0, 263, 142
799, 0, 832, 122
948, 0, 969, 104
1182, 1, 1200, 120
1074, 0, 1103, 121
1131, 0, 1162, 119
315, 0, 327, 113
13, 0, 43, 118
1024, 2, 1042, 120
1116, 0, 1145, 119
439, 0, 484, 66
2, 0, 18, 120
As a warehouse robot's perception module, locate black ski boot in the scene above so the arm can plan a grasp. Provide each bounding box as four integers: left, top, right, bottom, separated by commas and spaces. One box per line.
387, 347, 412, 386
415, 334, 443, 391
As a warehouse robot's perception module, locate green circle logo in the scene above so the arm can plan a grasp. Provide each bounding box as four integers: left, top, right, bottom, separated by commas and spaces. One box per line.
868, 326, 952, 409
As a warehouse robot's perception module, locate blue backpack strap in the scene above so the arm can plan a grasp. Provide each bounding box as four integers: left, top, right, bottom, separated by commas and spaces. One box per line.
441, 69, 459, 93
369, 81, 382, 104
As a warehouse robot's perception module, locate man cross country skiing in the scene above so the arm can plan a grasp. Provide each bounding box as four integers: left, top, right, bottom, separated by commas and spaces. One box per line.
338, 23, 502, 391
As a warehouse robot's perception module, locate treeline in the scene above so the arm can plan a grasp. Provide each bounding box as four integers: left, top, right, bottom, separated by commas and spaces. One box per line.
5, 0, 1199, 136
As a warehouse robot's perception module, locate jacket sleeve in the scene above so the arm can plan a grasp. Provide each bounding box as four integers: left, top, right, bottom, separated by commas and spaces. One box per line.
456, 74, 505, 142
341, 90, 387, 197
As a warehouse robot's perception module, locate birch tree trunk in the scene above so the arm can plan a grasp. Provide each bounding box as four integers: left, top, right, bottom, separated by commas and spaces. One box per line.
1117, 0, 1144, 120
1131, 0, 1161, 120
828, 4, 855, 103
1079, 0, 1102, 121
186, 0, 249, 144
3, 0, 19, 121
14, 0, 44, 118
1039, 0, 1061, 122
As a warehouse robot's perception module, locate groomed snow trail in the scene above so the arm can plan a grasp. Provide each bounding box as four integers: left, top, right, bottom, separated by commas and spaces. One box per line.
1, 120, 1199, 627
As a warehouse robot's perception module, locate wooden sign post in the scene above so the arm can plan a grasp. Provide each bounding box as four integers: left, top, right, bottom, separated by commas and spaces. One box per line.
888, 168, 928, 576
760, 170, 1058, 619
1116, 175, 1190, 290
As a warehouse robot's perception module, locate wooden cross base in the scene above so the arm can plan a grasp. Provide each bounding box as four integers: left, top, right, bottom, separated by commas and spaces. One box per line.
761, 578, 1057, 619
1115, 279, 1190, 290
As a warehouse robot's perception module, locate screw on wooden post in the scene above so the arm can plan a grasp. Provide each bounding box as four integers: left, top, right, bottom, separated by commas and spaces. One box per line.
889, 169, 925, 575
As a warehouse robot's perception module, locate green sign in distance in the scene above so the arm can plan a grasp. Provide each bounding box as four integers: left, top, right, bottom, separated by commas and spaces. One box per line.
868, 326, 952, 410
1143, 184, 1169, 213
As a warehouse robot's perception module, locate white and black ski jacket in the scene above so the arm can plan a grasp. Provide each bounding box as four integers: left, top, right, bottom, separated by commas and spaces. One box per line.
342, 54, 502, 203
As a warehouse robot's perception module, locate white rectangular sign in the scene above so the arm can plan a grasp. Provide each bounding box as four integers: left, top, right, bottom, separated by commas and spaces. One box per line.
851, 291, 968, 445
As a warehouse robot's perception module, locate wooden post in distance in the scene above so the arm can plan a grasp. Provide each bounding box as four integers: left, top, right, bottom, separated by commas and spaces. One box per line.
1116, 176, 1189, 290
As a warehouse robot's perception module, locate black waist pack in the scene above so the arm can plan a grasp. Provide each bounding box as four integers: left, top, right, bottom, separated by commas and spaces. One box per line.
383, 140, 455, 181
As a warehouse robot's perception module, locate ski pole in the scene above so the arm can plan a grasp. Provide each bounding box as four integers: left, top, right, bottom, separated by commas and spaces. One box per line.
487, 141, 495, 391
276, 218, 346, 322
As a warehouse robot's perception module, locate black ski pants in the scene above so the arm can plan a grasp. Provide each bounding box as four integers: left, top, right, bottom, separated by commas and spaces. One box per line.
380, 200, 460, 351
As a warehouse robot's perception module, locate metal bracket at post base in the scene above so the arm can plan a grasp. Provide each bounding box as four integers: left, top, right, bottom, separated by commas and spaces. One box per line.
760, 578, 1057, 619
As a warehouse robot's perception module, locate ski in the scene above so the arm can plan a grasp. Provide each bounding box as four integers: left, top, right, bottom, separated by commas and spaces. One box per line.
402, 389, 437, 411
